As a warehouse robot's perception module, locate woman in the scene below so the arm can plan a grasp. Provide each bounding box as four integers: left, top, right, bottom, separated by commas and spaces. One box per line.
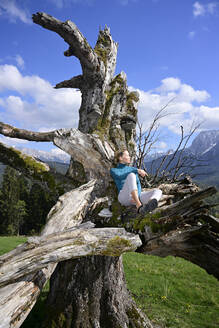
110, 150, 162, 215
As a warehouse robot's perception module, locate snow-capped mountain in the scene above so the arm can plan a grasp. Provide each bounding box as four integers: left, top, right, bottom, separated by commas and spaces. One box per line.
144, 149, 174, 162
188, 130, 219, 157
144, 129, 219, 187
15, 146, 71, 164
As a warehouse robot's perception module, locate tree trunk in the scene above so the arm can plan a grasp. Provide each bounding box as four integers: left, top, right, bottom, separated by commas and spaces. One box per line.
30, 12, 147, 328
43, 256, 153, 328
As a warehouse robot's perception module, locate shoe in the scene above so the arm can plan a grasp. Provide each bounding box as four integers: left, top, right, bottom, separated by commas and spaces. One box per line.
137, 198, 158, 215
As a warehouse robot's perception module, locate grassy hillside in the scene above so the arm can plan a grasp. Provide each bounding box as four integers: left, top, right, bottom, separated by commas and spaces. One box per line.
1, 237, 218, 328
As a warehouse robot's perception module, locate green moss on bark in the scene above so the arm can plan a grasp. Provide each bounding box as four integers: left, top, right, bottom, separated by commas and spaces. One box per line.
102, 236, 132, 256
127, 305, 146, 328
94, 29, 112, 68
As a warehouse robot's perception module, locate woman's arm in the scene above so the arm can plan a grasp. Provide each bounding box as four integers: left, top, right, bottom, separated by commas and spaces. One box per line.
110, 166, 138, 180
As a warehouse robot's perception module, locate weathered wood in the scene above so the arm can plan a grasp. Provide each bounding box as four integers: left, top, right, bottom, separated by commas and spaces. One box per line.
0, 179, 97, 328
32, 12, 120, 135
0, 225, 141, 288
195, 214, 219, 233
53, 128, 115, 186
139, 224, 219, 279
0, 122, 55, 141
155, 186, 217, 216
87, 189, 219, 280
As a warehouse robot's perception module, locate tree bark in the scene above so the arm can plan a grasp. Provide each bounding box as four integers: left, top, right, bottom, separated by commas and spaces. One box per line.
43, 256, 153, 328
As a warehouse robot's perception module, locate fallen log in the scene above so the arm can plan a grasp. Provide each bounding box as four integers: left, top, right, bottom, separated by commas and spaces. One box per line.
0, 225, 141, 288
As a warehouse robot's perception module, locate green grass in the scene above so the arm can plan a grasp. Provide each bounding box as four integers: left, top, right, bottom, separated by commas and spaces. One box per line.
0, 236, 27, 255
1, 237, 219, 328
123, 253, 219, 328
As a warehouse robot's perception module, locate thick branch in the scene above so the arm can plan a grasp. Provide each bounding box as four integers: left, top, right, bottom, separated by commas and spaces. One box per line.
0, 123, 115, 184
0, 225, 141, 288
54, 74, 84, 89
0, 123, 114, 187
0, 121, 56, 141
32, 12, 100, 75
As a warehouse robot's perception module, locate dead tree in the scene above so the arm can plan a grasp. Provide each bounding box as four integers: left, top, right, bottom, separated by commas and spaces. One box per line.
0, 12, 218, 328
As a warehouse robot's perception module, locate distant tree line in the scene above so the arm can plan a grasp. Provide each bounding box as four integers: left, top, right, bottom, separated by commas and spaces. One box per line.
0, 166, 58, 236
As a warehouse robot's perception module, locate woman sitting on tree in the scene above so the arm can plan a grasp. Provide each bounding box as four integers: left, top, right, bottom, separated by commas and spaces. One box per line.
110, 150, 162, 215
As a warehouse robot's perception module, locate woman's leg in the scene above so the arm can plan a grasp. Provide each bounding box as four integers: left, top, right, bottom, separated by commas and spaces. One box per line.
139, 189, 162, 204
136, 189, 163, 215
118, 173, 141, 208
130, 189, 142, 209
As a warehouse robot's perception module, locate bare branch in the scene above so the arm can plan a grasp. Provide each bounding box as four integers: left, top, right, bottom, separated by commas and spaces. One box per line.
0, 121, 56, 142
33, 12, 99, 71
136, 97, 176, 170
32, 12, 100, 75
54, 75, 84, 89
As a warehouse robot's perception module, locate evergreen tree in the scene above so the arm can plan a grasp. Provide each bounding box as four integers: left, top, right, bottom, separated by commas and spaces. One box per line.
23, 183, 55, 234
0, 166, 28, 235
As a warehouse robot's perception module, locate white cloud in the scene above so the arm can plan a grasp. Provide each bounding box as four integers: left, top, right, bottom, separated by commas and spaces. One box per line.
0, 64, 81, 131
188, 31, 196, 39
0, 54, 25, 69
193, 1, 217, 17
198, 105, 219, 129
0, 135, 28, 147
15, 55, 24, 69
0, 0, 31, 24
0, 65, 218, 149
178, 84, 210, 103
155, 77, 181, 93
193, 1, 205, 16
130, 77, 216, 137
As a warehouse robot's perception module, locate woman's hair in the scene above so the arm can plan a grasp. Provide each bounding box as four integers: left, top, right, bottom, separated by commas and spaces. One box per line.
114, 149, 127, 164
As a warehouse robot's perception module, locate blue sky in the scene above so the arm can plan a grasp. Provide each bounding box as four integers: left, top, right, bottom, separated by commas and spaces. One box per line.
0, 0, 219, 156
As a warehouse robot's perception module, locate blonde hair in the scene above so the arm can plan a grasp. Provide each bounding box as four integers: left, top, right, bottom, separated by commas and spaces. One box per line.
114, 149, 128, 164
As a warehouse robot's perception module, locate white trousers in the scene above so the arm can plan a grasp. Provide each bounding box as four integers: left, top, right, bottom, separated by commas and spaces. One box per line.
118, 172, 162, 206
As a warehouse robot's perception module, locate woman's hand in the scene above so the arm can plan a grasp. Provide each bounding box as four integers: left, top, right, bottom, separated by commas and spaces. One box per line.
137, 169, 149, 178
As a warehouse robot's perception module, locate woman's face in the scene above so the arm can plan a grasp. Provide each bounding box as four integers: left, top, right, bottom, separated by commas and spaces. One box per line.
120, 150, 131, 164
